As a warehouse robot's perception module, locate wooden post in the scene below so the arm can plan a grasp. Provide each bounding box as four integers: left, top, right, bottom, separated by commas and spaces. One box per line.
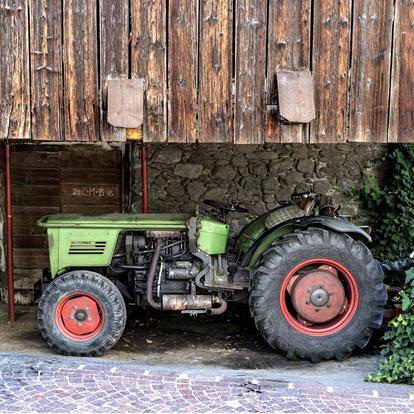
4, 141, 15, 323
140, 143, 149, 214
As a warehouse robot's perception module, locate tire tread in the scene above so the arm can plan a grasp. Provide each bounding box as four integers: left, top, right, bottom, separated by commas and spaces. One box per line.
37, 270, 127, 357
249, 228, 386, 362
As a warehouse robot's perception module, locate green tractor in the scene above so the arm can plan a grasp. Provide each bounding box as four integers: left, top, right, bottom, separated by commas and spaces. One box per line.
37, 193, 388, 362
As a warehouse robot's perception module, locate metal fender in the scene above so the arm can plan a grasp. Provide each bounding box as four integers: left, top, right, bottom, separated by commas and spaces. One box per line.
242, 216, 372, 269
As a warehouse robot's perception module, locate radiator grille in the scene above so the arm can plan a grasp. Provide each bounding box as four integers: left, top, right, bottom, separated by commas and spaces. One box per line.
69, 241, 107, 255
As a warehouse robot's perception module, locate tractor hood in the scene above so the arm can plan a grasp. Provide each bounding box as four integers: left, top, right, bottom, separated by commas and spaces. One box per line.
38, 214, 191, 231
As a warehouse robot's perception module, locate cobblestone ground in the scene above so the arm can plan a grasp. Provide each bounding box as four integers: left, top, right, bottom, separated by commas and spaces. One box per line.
0, 353, 412, 413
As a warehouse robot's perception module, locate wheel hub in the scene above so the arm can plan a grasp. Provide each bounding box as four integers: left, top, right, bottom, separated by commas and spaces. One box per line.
74, 309, 88, 321
290, 265, 346, 324
59, 296, 102, 337
310, 288, 329, 307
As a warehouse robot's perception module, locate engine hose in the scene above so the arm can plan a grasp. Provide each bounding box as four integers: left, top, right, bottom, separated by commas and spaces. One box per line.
208, 298, 228, 316
195, 266, 210, 289
147, 239, 162, 310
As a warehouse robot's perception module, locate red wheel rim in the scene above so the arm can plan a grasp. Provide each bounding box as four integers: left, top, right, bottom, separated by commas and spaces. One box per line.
55, 292, 105, 341
280, 258, 359, 337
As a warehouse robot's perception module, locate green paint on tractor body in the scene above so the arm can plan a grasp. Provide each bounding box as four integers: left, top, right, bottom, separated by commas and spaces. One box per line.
198, 219, 229, 255
38, 214, 192, 230
38, 205, 372, 280
36, 195, 385, 362
38, 213, 230, 277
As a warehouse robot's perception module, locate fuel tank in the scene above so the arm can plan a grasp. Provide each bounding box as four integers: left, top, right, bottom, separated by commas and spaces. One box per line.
197, 219, 230, 255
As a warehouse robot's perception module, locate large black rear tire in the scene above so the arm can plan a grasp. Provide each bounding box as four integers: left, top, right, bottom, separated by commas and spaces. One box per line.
249, 228, 386, 362
38, 270, 126, 357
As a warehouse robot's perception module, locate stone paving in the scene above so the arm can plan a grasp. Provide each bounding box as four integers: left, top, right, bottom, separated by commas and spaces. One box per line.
0, 353, 413, 413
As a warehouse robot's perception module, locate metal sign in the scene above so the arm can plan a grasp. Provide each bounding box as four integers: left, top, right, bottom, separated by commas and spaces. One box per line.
277, 71, 316, 124
107, 79, 144, 129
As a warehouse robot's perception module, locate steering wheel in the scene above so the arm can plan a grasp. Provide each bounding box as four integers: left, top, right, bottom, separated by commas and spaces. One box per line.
204, 200, 249, 214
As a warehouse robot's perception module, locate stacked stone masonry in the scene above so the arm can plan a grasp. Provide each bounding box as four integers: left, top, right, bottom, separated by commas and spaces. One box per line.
0, 143, 391, 303
132, 144, 389, 233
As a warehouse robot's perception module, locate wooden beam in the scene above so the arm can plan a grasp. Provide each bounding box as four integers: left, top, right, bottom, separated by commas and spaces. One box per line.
131, 0, 167, 143
0, 0, 30, 139
349, 0, 394, 143
30, 0, 62, 141
266, 0, 311, 143
310, 0, 351, 143
168, 0, 198, 143
198, 0, 233, 143
63, 0, 99, 141
235, 0, 267, 144
389, 0, 414, 143
100, 0, 129, 142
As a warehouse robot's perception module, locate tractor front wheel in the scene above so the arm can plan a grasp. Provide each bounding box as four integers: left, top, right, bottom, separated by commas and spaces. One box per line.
249, 228, 386, 362
37, 271, 126, 357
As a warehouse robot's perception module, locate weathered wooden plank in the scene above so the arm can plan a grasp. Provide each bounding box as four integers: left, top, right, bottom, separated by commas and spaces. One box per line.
349, 0, 394, 143
62, 205, 122, 214
198, 0, 233, 143
168, 0, 198, 143
266, 0, 311, 143
13, 250, 49, 270
131, 0, 167, 143
13, 235, 48, 250
12, 168, 60, 185
11, 151, 60, 168
13, 184, 60, 197
100, 0, 129, 142
61, 169, 120, 185
60, 149, 121, 169
13, 206, 60, 227
389, 0, 414, 143
61, 184, 121, 206
9, 146, 124, 279
63, 0, 99, 141
310, 0, 351, 143
235, 0, 268, 144
14, 226, 46, 235
0, 0, 30, 139
12, 194, 60, 207
29, 0, 62, 141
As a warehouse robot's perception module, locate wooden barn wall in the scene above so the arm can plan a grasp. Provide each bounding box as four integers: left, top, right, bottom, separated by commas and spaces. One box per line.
266, 0, 311, 144
0, 1, 413, 144
10, 146, 123, 280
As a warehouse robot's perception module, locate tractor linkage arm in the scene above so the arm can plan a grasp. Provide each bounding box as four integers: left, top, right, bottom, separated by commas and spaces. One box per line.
380, 251, 414, 273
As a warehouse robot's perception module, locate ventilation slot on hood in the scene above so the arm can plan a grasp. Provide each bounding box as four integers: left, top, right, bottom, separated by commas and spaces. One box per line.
69, 241, 107, 255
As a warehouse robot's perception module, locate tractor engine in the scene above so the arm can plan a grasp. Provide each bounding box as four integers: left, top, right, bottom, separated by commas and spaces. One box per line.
126, 231, 194, 296
110, 231, 226, 315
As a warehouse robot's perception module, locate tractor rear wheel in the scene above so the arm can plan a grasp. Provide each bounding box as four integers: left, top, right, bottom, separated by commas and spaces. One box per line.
249, 228, 386, 362
37, 270, 126, 357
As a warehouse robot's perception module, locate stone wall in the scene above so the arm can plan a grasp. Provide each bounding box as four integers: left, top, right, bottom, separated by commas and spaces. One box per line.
131, 144, 389, 229
0, 142, 391, 305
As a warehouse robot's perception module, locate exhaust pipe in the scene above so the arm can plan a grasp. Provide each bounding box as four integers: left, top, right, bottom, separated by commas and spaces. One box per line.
146, 238, 228, 315
162, 294, 228, 315
208, 297, 228, 316
162, 295, 213, 311
146, 239, 162, 309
